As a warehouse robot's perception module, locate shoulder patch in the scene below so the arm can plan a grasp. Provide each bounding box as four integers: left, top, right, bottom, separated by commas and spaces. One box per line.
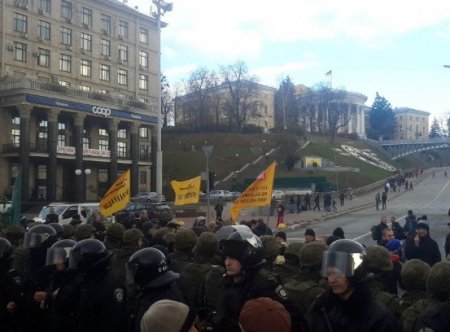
275, 285, 288, 300
113, 288, 125, 303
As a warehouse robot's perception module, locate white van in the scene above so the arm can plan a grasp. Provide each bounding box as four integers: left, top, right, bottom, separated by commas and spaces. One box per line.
34, 202, 100, 225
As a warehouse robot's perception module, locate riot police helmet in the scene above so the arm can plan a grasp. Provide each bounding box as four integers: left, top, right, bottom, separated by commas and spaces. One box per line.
69, 238, 110, 273
46, 239, 76, 267
23, 224, 57, 249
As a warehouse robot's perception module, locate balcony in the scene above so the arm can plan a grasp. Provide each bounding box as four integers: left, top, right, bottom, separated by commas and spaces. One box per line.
0, 78, 158, 113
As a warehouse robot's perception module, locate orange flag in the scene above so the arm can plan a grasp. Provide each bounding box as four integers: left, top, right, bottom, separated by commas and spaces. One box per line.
230, 161, 276, 222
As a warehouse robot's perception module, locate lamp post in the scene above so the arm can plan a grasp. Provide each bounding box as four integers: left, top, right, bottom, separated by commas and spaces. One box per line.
153, 0, 172, 203
202, 145, 213, 222
74, 168, 91, 202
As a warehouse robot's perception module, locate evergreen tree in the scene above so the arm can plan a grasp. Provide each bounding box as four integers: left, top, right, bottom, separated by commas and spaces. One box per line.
429, 117, 442, 138
367, 92, 396, 140
274, 76, 298, 129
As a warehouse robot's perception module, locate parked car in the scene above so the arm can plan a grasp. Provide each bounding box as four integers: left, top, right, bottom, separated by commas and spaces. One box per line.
131, 192, 166, 203
115, 202, 173, 226
272, 190, 286, 200
209, 190, 233, 201
34, 202, 100, 225
230, 191, 242, 200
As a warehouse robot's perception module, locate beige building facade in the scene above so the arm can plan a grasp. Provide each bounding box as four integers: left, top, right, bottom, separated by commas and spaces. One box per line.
394, 107, 430, 140
0, 0, 161, 202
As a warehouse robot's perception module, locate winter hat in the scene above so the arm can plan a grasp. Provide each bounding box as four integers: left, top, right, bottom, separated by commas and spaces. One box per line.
401, 259, 430, 291
332, 227, 345, 239
239, 297, 291, 332
174, 230, 197, 253
304, 228, 315, 237
74, 224, 95, 241
193, 231, 218, 257
140, 299, 189, 332
62, 224, 75, 239
385, 239, 402, 254
122, 229, 143, 245
416, 222, 430, 232
106, 223, 125, 240
275, 231, 287, 242
260, 235, 280, 259
366, 245, 393, 272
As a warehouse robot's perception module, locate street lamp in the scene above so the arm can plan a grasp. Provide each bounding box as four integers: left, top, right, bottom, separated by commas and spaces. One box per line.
202, 145, 213, 222
75, 168, 91, 202
153, 0, 172, 203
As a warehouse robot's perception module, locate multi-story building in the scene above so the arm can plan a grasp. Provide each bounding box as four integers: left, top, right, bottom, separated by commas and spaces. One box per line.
0, 0, 161, 202
394, 107, 430, 140
175, 81, 276, 132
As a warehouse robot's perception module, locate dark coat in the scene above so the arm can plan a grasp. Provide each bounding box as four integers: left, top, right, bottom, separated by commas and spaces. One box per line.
404, 233, 441, 266
305, 283, 399, 332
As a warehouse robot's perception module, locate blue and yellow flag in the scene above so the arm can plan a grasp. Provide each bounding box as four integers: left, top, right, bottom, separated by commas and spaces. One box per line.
100, 169, 130, 217
171, 176, 201, 206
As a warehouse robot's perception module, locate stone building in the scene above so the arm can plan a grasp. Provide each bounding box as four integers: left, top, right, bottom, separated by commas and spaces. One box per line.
0, 0, 162, 202
393, 107, 430, 140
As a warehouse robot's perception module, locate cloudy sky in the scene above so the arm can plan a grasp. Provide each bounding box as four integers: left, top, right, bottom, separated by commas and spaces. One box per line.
129, 0, 450, 120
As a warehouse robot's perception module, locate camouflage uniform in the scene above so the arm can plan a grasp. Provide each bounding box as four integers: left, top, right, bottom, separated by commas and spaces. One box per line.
398, 259, 430, 313
273, 242, 302, 285
74, 224, 96, 242
4, 224, 28, 274
365, 245, 403, 318
110, 229, 143, 284
284, 242, 327, 315
260, 235, 281, 277
168, 229, 197, 272
103, 223, 125, 251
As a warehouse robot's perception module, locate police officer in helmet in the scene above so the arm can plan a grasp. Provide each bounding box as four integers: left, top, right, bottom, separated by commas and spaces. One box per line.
127, 247, 190, 332
215, 225, 302, 332
68, 239, 127, 332
305, 239, 399, 332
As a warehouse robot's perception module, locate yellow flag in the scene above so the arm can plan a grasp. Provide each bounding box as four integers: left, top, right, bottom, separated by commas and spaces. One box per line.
230, 161, 276, 221
171, 176, 201, 205
99, 169, 131, 217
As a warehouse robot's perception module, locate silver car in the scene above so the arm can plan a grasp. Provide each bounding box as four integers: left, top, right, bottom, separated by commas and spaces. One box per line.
131, 192, 166, 203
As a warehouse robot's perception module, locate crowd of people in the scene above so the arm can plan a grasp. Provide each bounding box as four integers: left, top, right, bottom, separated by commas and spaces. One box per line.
0, 205, 449, 332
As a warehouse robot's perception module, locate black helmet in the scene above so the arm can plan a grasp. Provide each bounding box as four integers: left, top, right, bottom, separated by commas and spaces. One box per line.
46, 239, 77, 266
222, 226, 264, 271
0, 237, 13, 261
49, 223, 64, 238
69, 239, 110, 273
23, 224, 57, 249
126, 247, 179, 288
320, 239, 367, 280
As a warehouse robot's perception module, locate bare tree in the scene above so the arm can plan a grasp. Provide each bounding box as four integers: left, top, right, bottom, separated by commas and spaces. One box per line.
160, 74, 173, 127
220, 61, 260, 131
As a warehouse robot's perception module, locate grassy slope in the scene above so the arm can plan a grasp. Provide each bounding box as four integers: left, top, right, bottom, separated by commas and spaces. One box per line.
161, 132, 448, 198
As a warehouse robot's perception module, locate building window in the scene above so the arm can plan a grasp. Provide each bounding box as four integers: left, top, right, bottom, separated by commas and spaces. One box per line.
58, 122, 66, 147
117, 129, 127, 139
37, 48, 50, 67
60, 54, 71, 72
100, 14, 111, 34
12, 117, 20, 125
79, 85, 91, 91
13, 42, 26, 61
80, 59, 91, 77
38, 20, 51, 40
118, 20, 128, 38
38, 120, 48, 150
61, 1, 72, 20
139, 145, 149, 159
14, 13, 27, 33
60, 81, 70, 86
139, 51, 148, 68
81, 7, 92, 26
118, 45, 128, 62
11, 129, 20, 147
61, 27, 72, 45
83, 137, 90, 149
138, 97, 148, 104
99, 64, 110, 81
139, 28, 148, 43
139, 74, 148, 90
139, 170, 147, 185
100, 39, 110, 56
139, 127, 148, 138
99, 139, 109, 150
80, 33, 92, 51
39, 0, 51, 13
118, 69, 127, 85
99, 129, 108, 137
117, 141, 127, 157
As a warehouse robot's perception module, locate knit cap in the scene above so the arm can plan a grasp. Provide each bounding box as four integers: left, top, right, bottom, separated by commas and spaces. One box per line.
140, 300, 189, 332
239, 297, 291, 332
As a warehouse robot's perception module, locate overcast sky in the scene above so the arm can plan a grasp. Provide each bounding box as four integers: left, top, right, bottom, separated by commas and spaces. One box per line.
128, 0, 450, 120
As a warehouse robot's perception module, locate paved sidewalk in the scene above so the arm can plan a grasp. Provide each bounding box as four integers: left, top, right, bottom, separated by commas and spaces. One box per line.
175, 170, 430, 232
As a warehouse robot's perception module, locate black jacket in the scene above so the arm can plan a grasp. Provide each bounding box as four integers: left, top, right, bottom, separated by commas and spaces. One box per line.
404, 234, 441, 266
305, 283, 399, 332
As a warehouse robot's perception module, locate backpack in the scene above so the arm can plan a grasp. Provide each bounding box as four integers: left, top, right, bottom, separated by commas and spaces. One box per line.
371, 225, 378, 240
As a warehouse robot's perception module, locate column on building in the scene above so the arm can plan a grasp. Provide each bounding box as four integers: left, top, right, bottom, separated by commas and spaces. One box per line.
356, 107, 361, 136
46, 109, 59, 201
108, 119, 119, 187
347, 104, 353, 134
73, 114, 85, 202
130, 122, 139, 196
17, 104, 32, 201
360, 107, 366, 137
